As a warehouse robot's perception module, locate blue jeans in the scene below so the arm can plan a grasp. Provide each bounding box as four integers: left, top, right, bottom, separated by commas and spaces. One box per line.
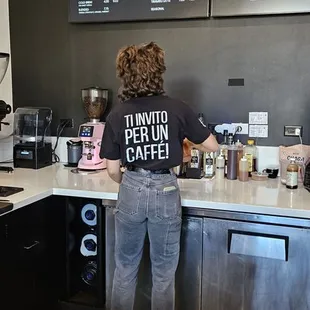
111, 170, 182, 310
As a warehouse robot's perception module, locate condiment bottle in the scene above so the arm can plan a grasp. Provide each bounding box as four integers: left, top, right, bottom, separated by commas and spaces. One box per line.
227, 145, 238, 180
235, 139, 244, 177
190, 148, 201, 169
239, 156, 249, 182
216, 154, 225, 180
286, 158, 298, 189
244, 139, 257, 177
228, 133, 234, 145
220, 130, 229, 176
204, 152, 214, 178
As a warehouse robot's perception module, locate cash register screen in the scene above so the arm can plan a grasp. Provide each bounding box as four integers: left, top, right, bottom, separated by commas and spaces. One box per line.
69, 0, 209, 23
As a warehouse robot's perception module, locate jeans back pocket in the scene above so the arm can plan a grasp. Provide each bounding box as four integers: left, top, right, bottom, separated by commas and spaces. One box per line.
155, 186, 181, 220
117, 184, 142, 215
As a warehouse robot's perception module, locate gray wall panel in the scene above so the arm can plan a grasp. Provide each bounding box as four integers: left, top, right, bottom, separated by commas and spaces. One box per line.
8, 0, 310, 145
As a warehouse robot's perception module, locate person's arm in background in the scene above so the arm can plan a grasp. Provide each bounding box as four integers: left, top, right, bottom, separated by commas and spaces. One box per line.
182, 103, 219, 153
99, 113, 122, 184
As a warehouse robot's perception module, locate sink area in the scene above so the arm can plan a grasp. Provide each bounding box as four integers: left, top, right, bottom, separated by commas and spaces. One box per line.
0, 186, 24, 197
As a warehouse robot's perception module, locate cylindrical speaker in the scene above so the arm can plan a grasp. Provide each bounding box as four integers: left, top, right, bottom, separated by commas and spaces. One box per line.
80, 233, 97, 257
66, 198, 105, 307
81, 204, 97, 226
81, 261, 97, 286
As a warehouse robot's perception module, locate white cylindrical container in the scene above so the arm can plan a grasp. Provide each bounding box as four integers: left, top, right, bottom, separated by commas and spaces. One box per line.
216, 154, 225, 179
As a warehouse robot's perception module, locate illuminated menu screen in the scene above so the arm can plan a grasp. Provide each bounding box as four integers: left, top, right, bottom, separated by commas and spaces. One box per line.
69, 0, 209, 23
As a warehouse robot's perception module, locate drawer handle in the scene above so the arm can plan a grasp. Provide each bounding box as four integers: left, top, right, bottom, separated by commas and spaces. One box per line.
24, 240, 40, 250
228, 230, 289, 261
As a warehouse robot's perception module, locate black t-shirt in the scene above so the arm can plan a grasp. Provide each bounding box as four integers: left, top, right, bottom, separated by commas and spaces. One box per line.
100, 95, 211, 170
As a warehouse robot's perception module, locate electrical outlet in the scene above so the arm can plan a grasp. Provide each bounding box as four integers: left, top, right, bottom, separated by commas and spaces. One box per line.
284, 125, 303, 137
60, 118, 74, 128
232, 123, 249, 135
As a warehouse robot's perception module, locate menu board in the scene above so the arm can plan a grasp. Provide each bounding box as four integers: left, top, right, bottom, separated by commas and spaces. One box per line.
211, 0, 310, 17
69, 0, 209, 23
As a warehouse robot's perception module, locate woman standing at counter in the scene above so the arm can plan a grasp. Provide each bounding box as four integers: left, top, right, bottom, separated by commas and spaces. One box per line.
100, 42, 218, 310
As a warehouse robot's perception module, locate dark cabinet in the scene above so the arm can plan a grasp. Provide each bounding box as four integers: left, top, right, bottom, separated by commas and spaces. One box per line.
211, 0, 310, 17
175, 216, 203, 310
63, 198, 106, 308
105, 206, 203, 310
202, 217, 310, 310
0, 196, 66, 310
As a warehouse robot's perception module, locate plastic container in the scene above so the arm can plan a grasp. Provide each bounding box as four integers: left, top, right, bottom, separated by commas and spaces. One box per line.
244, 139, 257, 176
67, 139, 83, 166
216, 154, 225, 180
251, 172, 268, 181
239, 156, 249, 182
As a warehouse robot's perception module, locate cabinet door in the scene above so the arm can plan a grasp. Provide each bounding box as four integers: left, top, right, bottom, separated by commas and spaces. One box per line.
0, 205, 45, 310
105, 209, 203, 310
0, 197, 66, 310
211, 0, 310, 17
202, 218, 310, 310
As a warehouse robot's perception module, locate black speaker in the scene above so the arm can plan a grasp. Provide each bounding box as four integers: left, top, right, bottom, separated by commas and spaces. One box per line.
64, 197, 105, 308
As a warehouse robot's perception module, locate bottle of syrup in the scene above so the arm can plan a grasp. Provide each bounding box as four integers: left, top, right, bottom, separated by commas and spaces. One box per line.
220, 130, 229, 176
243, 139, 257, 177
204, 152, 214, 178
286, 158, 298, 189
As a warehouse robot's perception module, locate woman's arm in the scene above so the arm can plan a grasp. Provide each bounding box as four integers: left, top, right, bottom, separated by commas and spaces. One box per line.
185, 134, 219, 153
106, 159, 122, 184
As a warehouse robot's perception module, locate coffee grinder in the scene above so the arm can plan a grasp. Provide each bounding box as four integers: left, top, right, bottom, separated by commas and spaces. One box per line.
77, 87, 108, 171
0, 53, 11, 131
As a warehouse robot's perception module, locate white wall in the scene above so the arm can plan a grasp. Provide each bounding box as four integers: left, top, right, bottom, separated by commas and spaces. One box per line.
0, 0, 13, 162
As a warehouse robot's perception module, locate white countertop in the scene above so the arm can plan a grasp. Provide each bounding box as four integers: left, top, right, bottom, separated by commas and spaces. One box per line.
0, 164, 310, 218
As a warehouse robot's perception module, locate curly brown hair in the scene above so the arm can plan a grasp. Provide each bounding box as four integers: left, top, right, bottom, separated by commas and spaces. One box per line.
116, 42, 166, 102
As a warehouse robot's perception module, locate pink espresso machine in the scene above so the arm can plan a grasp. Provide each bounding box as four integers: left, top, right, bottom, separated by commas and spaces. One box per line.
78, 87, 108, 171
